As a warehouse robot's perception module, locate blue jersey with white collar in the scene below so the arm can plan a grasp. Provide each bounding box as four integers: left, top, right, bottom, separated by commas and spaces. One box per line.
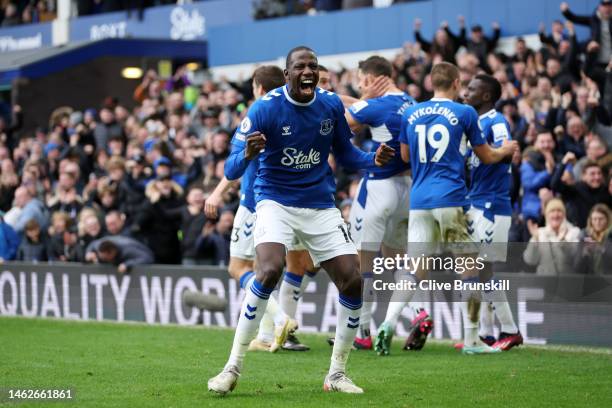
467, 109, 512, 216
399, 98, 486, 209
348, 92, 415, 179
225, 85, 375, 209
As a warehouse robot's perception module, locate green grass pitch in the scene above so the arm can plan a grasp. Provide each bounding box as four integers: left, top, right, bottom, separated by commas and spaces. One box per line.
1, 317, 612, 407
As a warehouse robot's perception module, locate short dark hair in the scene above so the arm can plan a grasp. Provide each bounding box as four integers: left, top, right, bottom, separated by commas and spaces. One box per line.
285, 46, 315, 69
583, 160, 602, 174
25, 219, 40, 231
99, 240, 119, 254
253, 65, 285, 93
105, 210, 124, 219
431, 62, 459, 91
474, 74, 502, 103
358, 56, 393, 78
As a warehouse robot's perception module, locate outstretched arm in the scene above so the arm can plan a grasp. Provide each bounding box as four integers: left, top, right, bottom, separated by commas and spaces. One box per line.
561, 3, 592, 26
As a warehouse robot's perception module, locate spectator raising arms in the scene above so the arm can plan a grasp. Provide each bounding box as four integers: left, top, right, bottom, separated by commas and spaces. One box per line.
551, 158, 611, 228
520, 132, 556, 222
133, 163, 184, 264
195, 210, 234, 266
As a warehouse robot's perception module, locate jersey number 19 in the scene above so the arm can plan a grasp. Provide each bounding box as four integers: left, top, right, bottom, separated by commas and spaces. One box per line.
416, 124, 450, 163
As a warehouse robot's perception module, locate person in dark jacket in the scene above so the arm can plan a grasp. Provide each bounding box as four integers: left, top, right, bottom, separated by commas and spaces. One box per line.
562, 0, 612, 66
539, 20, 567, 51
196, 210, 234, 266
557, 117, 587, 158
17, 219, 48, 262
85, 235, 154, 274
181, 187, 208, 265
118, 154, 150, 224
93, 107, 123, 150
551, 158, 611, 228
133, 168, 184, 264
104, 210, 131, 237
413, 18, 462, 64
444, 15, 500, 70
48, 224, 84, 262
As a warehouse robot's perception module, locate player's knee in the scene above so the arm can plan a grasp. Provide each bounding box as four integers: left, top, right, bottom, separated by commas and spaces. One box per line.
337, 268, 363, 298
256, 262, 284, 288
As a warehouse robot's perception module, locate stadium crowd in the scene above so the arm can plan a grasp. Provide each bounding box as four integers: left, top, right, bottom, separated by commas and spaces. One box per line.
0, 1, 200, 26
253, 0, 405, 19
0, 1, 611, 273
0, 0, 55, 26
0, 0, 408, 26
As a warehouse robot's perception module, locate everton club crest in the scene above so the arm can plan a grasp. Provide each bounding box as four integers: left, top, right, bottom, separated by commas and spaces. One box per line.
320, 119, 334, 135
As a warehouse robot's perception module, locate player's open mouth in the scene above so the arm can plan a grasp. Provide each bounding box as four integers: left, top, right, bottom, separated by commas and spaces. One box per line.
299, 78, 315, 94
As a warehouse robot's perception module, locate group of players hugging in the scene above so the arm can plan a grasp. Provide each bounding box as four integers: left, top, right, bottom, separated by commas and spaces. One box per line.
206, 45, 522, 395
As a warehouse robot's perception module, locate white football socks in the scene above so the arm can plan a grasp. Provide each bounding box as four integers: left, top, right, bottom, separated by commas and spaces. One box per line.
330, 294, 362, 374
461, 278, 482, 347
226, 279, 274, 370
278, 271, 303, 319
482, 281, 518, 334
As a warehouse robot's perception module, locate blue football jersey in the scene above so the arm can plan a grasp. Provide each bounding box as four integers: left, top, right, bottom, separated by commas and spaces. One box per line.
467, 109, 512, 216
228, 85, 375, 209
399, 98, 485, 209
348, 92, 415, 179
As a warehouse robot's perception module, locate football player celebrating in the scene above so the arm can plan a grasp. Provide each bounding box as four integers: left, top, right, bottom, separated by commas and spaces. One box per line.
204, 65, 295, 353
463, 74, 523, 351
208, 46, 394, 395
384, 62, 517, 356
343, 56, 428, 351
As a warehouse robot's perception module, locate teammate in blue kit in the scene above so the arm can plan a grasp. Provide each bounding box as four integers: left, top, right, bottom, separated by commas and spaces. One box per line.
208, 46, 394, 395
375, 62, 518, 356
463, 74, 523, 351
341, 56, 434, 351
